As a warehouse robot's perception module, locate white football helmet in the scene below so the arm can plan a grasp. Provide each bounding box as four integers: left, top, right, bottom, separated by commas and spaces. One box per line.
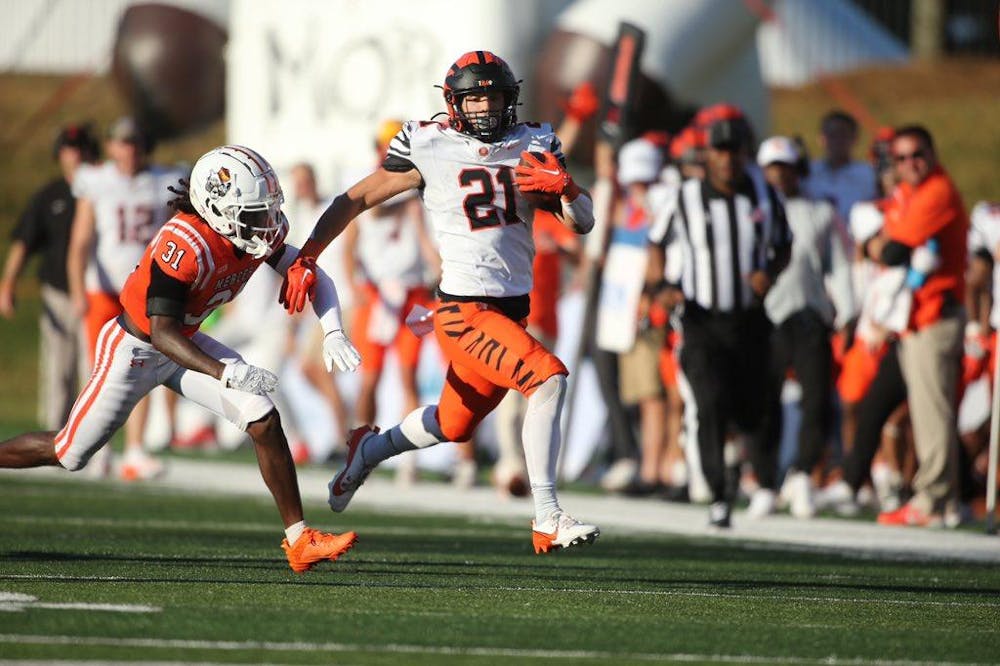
189, 145, 285, 258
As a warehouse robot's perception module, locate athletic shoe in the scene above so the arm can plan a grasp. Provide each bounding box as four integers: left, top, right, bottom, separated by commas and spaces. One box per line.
746, 488, 776, 519
327, 426, 379, 512
877, 502, 938, 527
281, 527, 358, 573
779, 470, 816, 519
531, 512, 600, 554
119, 450, 165, 482
600, 458, 638, 492
816, 480, 860, 517
708, 501, 732, 528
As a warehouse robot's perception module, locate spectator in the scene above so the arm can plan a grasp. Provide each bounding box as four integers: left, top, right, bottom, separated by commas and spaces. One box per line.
1, 123, 98, 429
875, 125, 968, 526
647, 116, 792, 527
66, 117, 184, 480
603, 137, 673, 494
751, 136, 855, 519
804, 110, 878, 221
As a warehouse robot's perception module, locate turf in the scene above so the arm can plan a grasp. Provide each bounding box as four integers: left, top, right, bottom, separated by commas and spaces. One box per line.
0, 475, 997, 664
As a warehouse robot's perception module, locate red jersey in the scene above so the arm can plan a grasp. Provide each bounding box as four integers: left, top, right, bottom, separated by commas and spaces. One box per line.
121, 211, 288, 337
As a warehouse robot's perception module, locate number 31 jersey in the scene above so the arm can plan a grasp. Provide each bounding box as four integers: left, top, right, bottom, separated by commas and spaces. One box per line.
384, 121, 564, 299
120, 211, 288, 338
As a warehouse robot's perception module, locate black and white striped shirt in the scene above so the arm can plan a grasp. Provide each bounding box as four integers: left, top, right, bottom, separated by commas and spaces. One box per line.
648, 172, 791, 313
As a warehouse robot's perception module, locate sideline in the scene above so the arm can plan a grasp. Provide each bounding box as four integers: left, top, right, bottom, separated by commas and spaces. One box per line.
5, 459, 1000, 564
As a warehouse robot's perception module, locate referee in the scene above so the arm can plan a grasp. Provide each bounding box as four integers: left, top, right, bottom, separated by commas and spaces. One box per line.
647, 116, 792, 527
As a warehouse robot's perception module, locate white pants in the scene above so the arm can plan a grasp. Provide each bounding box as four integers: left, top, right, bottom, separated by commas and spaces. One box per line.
54, 317, 274, 471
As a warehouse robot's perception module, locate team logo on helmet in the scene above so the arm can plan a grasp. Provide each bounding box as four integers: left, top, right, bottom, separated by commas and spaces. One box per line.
206, 167, 232, 199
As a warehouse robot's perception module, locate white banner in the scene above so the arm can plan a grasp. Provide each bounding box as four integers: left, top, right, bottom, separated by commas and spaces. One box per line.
227, 0, 555, 194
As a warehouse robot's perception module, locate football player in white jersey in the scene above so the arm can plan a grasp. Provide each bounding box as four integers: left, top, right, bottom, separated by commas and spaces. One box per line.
66, 117, 184, 480
283, 51, 599, 553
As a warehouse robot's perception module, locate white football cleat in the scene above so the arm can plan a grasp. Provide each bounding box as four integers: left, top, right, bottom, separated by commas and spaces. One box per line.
532, 512, 600, 554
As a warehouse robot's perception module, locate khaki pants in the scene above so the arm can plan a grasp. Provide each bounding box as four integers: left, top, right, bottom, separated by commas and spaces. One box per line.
38, 285, 82, 430
897, 310, 964, 514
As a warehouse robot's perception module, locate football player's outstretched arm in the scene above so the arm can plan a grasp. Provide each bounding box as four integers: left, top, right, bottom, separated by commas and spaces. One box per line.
281, 167, 422, 314
299, 167, 423, 260
149, 313, 278, 395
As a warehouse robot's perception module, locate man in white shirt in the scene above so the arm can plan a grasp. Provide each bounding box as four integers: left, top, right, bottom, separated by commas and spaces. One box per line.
804, 110, 877, 223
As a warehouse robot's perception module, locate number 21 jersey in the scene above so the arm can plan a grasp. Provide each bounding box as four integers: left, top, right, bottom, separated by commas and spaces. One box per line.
383, 121, 564, 299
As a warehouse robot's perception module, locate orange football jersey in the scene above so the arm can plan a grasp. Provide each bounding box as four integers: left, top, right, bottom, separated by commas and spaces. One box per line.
121, 211, 287, 337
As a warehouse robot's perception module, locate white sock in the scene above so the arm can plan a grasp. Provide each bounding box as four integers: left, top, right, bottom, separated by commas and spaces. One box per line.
364, 406, 446, 466
285, 520, 307, 545
522, 375, 566, 524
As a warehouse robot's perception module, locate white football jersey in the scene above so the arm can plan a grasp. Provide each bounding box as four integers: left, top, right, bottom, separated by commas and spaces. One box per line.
73, 162, 184, 293
357, 190, 425, 287
969, 201, 1000, 328
385, 121, 564, 298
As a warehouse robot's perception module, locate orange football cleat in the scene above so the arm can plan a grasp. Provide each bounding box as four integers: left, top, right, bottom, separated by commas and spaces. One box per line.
281, 527, 358, 573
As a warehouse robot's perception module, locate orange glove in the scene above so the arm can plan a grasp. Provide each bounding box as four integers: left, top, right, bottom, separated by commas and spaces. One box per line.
280, 255, 318, 313
514, 151, 580, 199
562, 81, 599, 123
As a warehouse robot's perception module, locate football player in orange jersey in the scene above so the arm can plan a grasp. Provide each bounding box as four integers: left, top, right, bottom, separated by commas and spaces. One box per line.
282, 51, 600, 554
0, 145, 362, 573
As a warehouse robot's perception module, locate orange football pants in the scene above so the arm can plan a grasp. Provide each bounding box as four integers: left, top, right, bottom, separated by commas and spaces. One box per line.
433, 300, 567, 442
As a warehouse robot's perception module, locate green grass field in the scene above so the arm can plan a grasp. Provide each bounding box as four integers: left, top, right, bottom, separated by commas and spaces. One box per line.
1, 474, 998, 665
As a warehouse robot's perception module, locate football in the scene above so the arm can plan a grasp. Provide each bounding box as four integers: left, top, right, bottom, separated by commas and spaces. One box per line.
517, 152, 562, 213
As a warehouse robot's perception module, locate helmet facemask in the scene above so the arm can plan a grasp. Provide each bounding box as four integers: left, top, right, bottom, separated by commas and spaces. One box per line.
229, 200, 283, 259
447, 87, 519, 143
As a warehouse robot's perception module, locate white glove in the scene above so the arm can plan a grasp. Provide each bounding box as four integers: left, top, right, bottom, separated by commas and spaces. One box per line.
323, 329, 362, 372
220, 361, 278, 395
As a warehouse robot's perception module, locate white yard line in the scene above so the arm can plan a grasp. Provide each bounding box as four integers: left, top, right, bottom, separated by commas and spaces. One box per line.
0, 634, 991, 665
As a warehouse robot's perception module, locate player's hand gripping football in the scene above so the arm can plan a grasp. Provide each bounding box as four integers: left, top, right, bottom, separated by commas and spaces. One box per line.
220, 361, 279, 395
323, 329, 362, 373
513, 151, 580, 199
280, 255, 318, 314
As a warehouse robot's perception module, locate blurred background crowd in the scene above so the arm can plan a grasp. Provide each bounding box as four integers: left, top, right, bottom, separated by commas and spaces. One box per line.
1, 0, 998, 528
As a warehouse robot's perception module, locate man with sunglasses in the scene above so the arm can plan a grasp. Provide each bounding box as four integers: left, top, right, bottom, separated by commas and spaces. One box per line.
875, 125, 968, 526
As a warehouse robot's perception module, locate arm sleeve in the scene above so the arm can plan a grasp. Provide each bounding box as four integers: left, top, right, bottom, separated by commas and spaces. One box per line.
147, 261, 189, 319
825, 207, 857, 328
269, 242, 345, 334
